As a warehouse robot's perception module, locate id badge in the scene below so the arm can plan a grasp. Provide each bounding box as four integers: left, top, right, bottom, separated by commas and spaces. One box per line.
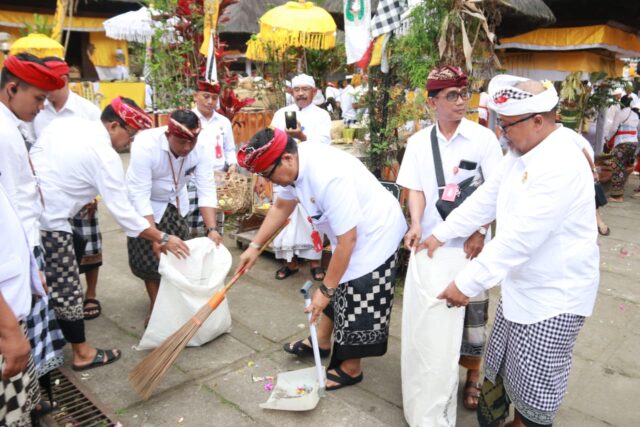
215, 143, 223, 159
311, 230, 323, 253
441, 183, 459, 202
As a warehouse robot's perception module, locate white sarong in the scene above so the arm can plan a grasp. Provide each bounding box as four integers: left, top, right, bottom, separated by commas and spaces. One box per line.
401, 248, 469, 427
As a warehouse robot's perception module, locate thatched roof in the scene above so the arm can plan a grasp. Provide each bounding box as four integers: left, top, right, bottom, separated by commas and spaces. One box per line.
496, 0, 556, 37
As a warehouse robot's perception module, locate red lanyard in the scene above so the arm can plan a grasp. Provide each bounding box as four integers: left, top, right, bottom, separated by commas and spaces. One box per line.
167, 152, 185, 215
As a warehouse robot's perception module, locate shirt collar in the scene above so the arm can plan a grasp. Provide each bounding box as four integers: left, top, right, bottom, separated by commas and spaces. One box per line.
292, 143, 308, 187
159, 126, 170, 152
44, 92, 77, 115
435, 117, 474, 144
519, 126, 560, 167
0, 101, 21, 127
193, 107, 217, 123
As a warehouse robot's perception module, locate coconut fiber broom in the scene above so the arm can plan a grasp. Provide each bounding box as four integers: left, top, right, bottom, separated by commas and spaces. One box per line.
129, 221, 289, 399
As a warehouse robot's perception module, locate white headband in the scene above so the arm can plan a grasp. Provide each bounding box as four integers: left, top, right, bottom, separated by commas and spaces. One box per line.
292, 73, 315, 88
488, 74, 558, 116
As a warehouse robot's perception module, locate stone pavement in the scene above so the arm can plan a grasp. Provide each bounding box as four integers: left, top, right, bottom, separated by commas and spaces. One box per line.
67, 156, 638, 426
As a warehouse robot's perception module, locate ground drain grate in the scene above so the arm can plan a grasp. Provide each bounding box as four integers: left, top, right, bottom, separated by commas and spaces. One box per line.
41, 367, 116, 427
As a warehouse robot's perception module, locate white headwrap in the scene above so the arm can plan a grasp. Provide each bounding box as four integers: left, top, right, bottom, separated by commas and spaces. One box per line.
611, 87, 624, 97
292, 73, 315, 88
488, 74, 559, 116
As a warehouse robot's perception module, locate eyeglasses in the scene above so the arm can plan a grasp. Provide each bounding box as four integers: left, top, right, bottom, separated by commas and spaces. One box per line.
439, 89, 471, 102
498, 113, 538, 132
258, 156, 282, 180
121, 123, 137, 140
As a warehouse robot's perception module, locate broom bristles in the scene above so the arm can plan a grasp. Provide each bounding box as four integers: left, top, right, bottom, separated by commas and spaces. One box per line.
129, 304, 215, 399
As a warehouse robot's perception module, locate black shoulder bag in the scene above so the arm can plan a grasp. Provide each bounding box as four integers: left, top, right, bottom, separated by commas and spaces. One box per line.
431, 126, 482, 220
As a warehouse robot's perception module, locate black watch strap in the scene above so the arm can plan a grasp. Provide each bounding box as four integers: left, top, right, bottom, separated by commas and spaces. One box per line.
319, 283, 336, 298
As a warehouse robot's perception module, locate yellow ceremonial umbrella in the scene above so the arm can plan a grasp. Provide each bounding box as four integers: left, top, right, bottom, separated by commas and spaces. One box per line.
258, 1, 336, 51
246, 34, 291, 62
9, 33, 65, 58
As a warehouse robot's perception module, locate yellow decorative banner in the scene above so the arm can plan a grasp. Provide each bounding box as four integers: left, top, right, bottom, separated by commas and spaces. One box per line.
199, 0, 219, 55
51, 0, 68, 43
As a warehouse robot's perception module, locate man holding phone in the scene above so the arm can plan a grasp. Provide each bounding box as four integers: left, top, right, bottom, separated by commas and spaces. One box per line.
271, 74, 331, 144
268, 74, 332, 282
396, 65, 503, 418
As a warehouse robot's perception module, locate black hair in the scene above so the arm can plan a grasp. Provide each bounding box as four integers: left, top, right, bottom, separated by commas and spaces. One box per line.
621, 95, 632, 108
0, 52, 45, 89
428, 89, 441, 98
170, 109, 199, 130
100, 97, 141, 126
249, 128, 298, 156
41, 56, 65, 63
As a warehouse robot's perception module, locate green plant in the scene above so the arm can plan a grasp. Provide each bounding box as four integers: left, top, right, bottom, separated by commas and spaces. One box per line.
19, 14, 53, 37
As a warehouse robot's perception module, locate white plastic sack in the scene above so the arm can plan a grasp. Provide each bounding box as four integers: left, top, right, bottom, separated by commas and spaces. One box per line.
401, 248, 469, 427
137, 237, 232, 350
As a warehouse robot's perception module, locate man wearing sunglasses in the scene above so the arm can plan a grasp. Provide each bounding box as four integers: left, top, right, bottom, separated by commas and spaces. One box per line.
236, 128, 406, 392
397, 65, 503, 424
423, 75, 599, 427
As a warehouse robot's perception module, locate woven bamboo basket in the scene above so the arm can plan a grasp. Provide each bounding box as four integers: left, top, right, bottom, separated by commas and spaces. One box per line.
214, 171, 252, 214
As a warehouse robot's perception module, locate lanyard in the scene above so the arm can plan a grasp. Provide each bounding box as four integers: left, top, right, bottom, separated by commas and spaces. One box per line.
167, 152, 185, 215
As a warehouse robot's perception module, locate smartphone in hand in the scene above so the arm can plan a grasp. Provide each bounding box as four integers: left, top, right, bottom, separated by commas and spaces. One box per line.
285, 111, 297, 130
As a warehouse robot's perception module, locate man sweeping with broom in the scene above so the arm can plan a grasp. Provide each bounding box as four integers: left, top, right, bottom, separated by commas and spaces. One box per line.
235, 128, 407, 390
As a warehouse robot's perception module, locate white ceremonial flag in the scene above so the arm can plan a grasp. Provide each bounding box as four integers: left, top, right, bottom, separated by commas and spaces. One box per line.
344, 0, 372, 64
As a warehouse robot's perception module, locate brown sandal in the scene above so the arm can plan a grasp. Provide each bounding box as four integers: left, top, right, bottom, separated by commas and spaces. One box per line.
463, 381, 482, 410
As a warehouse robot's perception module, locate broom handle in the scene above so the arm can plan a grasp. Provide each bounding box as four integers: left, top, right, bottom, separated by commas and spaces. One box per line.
206, 219, 290, 309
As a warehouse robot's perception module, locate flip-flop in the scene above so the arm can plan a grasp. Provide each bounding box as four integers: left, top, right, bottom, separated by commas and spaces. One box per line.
275, 265, 299, 280
325, 365, 363, 391
72, 348, 121, 371
310, 266, 325, 282
83, 298, 101, 320
283, 337, 330, 358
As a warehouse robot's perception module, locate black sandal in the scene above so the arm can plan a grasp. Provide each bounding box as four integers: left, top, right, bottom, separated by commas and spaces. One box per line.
72, 348, 121, 371
310, 266, 325, 282
275, 265, 299, 280
325, 365, 363, 391
283, 337, 330, 358
83, 298, 101, 320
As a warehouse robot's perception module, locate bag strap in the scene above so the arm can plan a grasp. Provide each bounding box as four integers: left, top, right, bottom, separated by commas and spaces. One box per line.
430, 126, 446, 197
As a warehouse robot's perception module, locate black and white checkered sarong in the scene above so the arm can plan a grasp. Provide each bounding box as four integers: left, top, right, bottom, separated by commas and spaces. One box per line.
70, 203, 102, 273
483, 301, 585, 425
26, 296, 65, 379
127, 203, 189, 281
0, 323, 40, 427
40, 231, 84, 322
371, 0, 408, 39
324, 253, 398, 368
186, 181, 224, 238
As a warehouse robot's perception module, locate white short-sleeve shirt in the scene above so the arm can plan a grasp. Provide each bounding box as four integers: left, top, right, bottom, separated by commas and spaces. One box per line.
397, 118, 503, 247
277, 142, 407, 282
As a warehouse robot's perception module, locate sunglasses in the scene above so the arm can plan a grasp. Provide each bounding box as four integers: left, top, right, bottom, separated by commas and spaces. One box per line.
439, 89, 471, 102
258, 156, 282, 180
498, 113, 538, 132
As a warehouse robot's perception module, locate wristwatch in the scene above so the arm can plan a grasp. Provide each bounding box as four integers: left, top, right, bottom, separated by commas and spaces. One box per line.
478, 226, 488, 236
207, 226, 218, 234
319, 282, 336, 299
159, 232, 170, 245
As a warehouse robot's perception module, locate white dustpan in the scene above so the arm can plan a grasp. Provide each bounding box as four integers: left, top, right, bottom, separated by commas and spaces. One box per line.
260, 281, 326, 411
